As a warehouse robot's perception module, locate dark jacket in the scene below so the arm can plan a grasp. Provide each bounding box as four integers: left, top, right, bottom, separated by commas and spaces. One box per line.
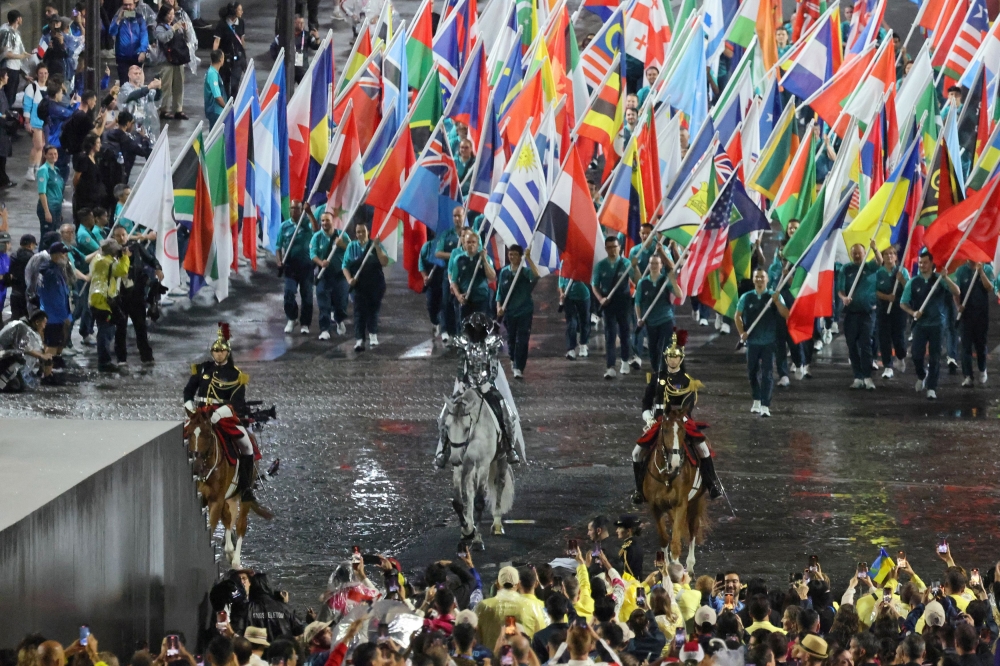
531, 621, 568, 661
60, 109, 97, 156
0, 94, 11, 158
247, 573, 304, 640
122, 238, 160, 291
8, 248, 33, 296
103, 127, 152, 181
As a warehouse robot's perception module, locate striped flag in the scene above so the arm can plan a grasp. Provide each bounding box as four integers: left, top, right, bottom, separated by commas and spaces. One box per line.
580, 5, 625, 91
625, 0, 671, 69
942, 0, 988, 87
678, 169, 733, 296
486, 127, 548, 248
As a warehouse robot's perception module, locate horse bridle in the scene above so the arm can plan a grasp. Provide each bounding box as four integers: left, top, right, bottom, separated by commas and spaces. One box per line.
653, 414, 684, 483
446, 390, 486, 449
189, 419, 222, 483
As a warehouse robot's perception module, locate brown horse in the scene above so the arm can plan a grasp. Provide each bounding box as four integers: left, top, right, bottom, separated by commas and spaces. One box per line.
642, 406, 709, 570
184, 409, 272, 566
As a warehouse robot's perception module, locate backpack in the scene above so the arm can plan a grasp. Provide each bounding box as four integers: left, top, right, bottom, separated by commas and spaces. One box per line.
164, 30, 190, 65
36, 96, 50, 122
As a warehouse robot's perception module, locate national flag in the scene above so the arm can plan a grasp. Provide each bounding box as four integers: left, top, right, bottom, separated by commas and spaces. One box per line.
493, 28, 526, 117
758, 74, 784, 143
845, 0, 884, 57
515, 0, 537, 52
501, 66, 545, 146
340, 22, 372, 93
598, 138, 645, 241
712, 40, 756, 147
479, 0, 514, 56
395, 126, 463, 232
467, 94, 505, 214
724, 0, 779, 69
803, 42, 875, 134
842, 38, 896, 131
487, 127, 548, 248
370, 0, 394, 49
448, 40, 489, 146
119, 130, 178, 289
407, 0, 436, 89
442, 0, 479, 55
305, 39, 335, 197
791, 0, 822, 40
544, 3, 588, 123
202, 130, 232, 301
308, 104, 367, 229
958, 15, 1000, 104
535, 102, 560, 191
217, 104, 239, 271
288, 37, 321, 202
941, 0, 988, 87
894, 42, 934, 159
968, 121, 1000, 191
487, 0, 519, 83
930, 0, 969, 71
367, 116, 417, 233
699, 233, 753, 318
657, 113, 683, 197
660, 135, 719, 231
261, 51, 290, 220
770, 124, 816, 229
409, 69, 445, 153
785, 185, 854, 343
780, 8, 842, 102
625, 0, 671, 69
334, 49, 383, 151
582, 0, 619, 21
747, 101, 798, 200
253, 97, 282, 252
364, 93, 403, 182
537, 144, 606, 281
919, 0, 953, 32
870, 548, 896, 586
233, 62, 259, 270
580, 5, 625, 92
178, 130, 214, 298
576, 55, 624, 174
842, 136, 921, 251
917, 110, 964, 227
383, 28, 408, 131
433, 10, 464, 103
925, 175, 1000, 264
678, 170, 733, 296
661, 17, 708, 138
957, 63, 988, 172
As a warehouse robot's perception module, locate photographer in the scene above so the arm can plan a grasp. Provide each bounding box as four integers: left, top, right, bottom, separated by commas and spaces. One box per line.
109, 0, 149, 83
110, 225, 160, 366
88, 238, 130, 372
103, 109, 152, 182
154, 1, 194, 120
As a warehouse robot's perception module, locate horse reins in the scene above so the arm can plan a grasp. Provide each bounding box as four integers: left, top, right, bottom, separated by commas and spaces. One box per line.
190, 418, 222, 483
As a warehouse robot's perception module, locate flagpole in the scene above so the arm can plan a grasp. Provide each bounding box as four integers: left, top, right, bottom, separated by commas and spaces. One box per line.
763, 119, 815, 221
333, 45, 385, 110
636, 256, 679, 331
736, 184, 858, 349
844, 127, 922, 300
915, 178, 1000, 314
171, 121, 204, 174
570, 53, 620, 139
498, 248, 530, 314
334, 20, 370, 93
897, 1, 926, 65
652, 134, 721, 228
955, 265, 980, 322
801, 39, 881, 147
887, 177, 923, 314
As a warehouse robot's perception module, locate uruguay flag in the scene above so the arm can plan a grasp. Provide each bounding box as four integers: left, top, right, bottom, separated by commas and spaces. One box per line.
487, 127, 548, 249
786, 184, 854, 343
261, 52, 289, 219
253, 96, 282, 251
780, 8, 841, 101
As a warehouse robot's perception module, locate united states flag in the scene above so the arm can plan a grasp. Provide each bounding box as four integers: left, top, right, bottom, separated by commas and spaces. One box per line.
944, 0, 989, 83
678, 174, 734, 296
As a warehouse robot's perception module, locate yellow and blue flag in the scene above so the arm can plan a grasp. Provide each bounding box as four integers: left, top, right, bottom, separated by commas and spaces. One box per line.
306, 41, 334, 197
870, 547, 895, 586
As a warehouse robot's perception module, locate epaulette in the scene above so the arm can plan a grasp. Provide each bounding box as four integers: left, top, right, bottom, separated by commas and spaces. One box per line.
237, 370, 250, 385
190, 363, 199, 375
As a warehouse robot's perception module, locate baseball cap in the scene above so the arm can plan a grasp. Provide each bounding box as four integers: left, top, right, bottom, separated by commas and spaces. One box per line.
455, 609, 478, 628
497, 566, 520, 588
20, 233, 36, 247
923, 600, 946, 627
48, 242, 68, 254
695, 606, 717, 626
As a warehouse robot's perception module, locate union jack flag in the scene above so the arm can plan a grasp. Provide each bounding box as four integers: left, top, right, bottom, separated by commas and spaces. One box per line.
359, 50, 383, 101
425, 129, 462, 201
678, 173, 733, 296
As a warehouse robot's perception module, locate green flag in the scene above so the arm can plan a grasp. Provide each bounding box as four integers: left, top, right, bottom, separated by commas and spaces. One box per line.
409, 70, 443, 153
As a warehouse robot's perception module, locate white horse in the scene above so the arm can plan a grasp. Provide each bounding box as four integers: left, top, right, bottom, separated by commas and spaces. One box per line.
440, 387, 515, 549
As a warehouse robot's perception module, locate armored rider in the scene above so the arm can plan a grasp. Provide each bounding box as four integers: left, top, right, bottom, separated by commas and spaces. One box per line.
633, 332, 721, 503
435, 313, 523, 468
184, 323, 260, 501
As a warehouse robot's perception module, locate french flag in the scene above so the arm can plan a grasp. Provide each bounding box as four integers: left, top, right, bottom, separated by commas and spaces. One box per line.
786, 185, 855, 344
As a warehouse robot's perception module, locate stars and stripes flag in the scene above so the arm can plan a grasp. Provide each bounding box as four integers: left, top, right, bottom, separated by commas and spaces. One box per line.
678, 170, 734, 296
942, 0, 989, 87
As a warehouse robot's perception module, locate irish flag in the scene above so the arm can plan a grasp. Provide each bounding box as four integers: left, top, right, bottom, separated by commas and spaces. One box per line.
785, 185, 854, 343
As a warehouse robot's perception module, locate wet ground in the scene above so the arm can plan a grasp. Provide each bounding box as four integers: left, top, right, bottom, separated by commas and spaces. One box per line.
3, 0, 996, 612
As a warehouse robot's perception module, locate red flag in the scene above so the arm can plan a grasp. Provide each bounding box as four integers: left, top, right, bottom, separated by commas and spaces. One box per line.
924, 177, 1000, 266
930, 0, 969, 70
805, 45, 875, 133
334, 55, 382, 151
501, 69, 545, 148
182, 159, 215, 277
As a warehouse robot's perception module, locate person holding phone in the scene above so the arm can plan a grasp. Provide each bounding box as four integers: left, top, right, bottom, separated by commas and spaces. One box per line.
473, 567, 535, 648
108, 0, 149, 83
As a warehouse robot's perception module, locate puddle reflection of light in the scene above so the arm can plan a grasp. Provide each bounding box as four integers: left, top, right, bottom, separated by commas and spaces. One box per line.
351, 459, 399, 526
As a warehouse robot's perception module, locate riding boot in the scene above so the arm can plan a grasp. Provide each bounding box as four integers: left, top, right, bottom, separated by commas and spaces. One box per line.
499, 400, 521, 465
237, 454, 258, 502
632, 460, 646, 504
699, 455, 722, 499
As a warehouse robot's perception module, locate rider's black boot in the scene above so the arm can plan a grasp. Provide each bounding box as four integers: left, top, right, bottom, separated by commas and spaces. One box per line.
505, 437, 521, 465
237, 454, 258, 502
699, 456, 722, 499
632, 461, 646, 504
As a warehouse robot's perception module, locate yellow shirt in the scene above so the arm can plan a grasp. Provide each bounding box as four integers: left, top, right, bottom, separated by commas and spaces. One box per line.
519, 592, 550, 636
675, 584, 702, 622
475, 589, 539, 648
575, 563, 595, 620
745, 620, 787, 635
88, 254, 130, 312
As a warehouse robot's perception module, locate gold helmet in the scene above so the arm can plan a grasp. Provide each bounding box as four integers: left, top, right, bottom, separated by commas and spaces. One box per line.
211, 322, 232, 353
663, 330, 688, 362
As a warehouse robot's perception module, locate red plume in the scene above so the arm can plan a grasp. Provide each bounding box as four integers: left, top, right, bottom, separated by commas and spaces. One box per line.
219, 322, 231, 341
675, 329, 688, 348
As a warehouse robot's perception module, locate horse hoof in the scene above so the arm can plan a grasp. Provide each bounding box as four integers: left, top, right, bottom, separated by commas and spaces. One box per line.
491, 523, 505, 536
473, 540, 486, 551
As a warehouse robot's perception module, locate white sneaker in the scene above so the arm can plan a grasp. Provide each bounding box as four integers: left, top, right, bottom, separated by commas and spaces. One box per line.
714, 314, 723, 330
578, 344, 589, 357
168, 287, 188, 297
759, 406, 771, 417
512, 368, 523, 379
864, 378, 876, 390
318, 331, 331, 341
822, 328, 833, 345
814, 339, 823, 351
81, 334, 95, 346
25, 166, 35, 181
629, 354, 642, 370
778, 376, 790, 387
441, 332, 451, 346
801, 364, 811, 378
619, 359, 630, 375
914, 378, 925, 392
566, 349, 577, 360
961, 377, 973, 387
881, 368, 894, 379
61, 347, 77, 357
850, 379, 864, 389
790, 363, 798, 374
284, 320, 295, 334
830, 322, 839, 335
354, 340, 365, 351
336, 321, 347, 336
795, 366, 804, 380
159, 296, 175, 306
369, 333, 379, 347
300, 326, 309, 335
897, 358, 906, 373
926, 389, 937, 400
750, 400, 761, 414
699, 318, 709, 326
720, 322, 731, 334
591, 313, 600, 327
604, 367, 617, 379
980, 369, 988, 384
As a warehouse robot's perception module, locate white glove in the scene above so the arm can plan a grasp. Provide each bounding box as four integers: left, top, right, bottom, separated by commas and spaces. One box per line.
184, 400, 196, 414
642, 410, 654, 429
210, 409, 223, 424
211, 404, 234, 423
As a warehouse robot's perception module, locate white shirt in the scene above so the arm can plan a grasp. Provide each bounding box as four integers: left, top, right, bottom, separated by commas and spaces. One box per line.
0, 23, 25, 71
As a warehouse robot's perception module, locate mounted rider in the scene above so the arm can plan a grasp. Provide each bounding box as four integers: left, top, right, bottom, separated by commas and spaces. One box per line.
184, 323, 261, 502
633, 331, 721, 503
435, 312, 524, 468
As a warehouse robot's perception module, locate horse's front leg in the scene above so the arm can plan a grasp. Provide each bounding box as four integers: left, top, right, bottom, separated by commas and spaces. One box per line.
490, 459, 507, 536
223, 498, 239, 562
233, 501, 250, 567
669, 501, 686, 563
462, 462, 481, 548
451, 464, 470, 535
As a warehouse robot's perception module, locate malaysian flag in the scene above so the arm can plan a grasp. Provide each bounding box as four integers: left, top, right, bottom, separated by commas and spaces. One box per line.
580, 5, 625, 91
943, 0, 989, 85
678, 173, 734, 296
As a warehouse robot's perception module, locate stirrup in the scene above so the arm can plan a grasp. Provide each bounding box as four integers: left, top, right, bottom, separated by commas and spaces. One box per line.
631, 490, 646, 504
434, 448, 449, 469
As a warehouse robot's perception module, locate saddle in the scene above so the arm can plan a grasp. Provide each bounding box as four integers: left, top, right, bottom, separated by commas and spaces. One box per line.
636, 416, 710, 467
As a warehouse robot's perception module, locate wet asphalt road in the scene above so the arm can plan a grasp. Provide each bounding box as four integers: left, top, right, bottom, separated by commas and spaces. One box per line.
2, 0, 996, 610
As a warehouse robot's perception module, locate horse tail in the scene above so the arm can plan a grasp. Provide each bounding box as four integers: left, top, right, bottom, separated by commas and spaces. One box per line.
487, 461, 515, 515
245, 500, 275, 520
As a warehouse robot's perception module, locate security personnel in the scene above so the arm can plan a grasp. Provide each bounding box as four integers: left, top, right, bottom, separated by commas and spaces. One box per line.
735, 267, 790, 417
436, 206, 467, 343
310, 210, 350, 340
276, 201, 318, 335
900, 249, 960, 400
614, 515, 644, 581
448, 229, 495, 320
952, 260, 994, 387
592, 236, 639, 379
874, 245, 909, 379
633, 251, 681, 372
495, 244, 538, 379
837, 240, 881, 389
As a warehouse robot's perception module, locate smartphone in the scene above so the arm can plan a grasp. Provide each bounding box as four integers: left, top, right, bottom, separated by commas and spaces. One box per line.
857, 562, 869, 579
591, 542, 601, 558
567, 539, 578, 557
788, 573, 796, 584
122, 10, 136, 17
504, 616, 517, 636
883, 590, 892, 604
809, 555, 818, 572
970, 569, 981, 586
166, 635, 180, 657
351, 546, 362, 564
716, 572, 725, 583
655, 550, 665, 566
574, 616, 589, 629
674, 628, 686, 647
636, 587, 647, 608
937, 539, 948, 554
499, 646, 514, 666
724, 593, 734, 610
216, 610, 228, 632
377, 623, 390, 643
931, 581, 942, 595
897, 551, 907, 568
80, 626, 90, 647
384, 570, 399, 593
